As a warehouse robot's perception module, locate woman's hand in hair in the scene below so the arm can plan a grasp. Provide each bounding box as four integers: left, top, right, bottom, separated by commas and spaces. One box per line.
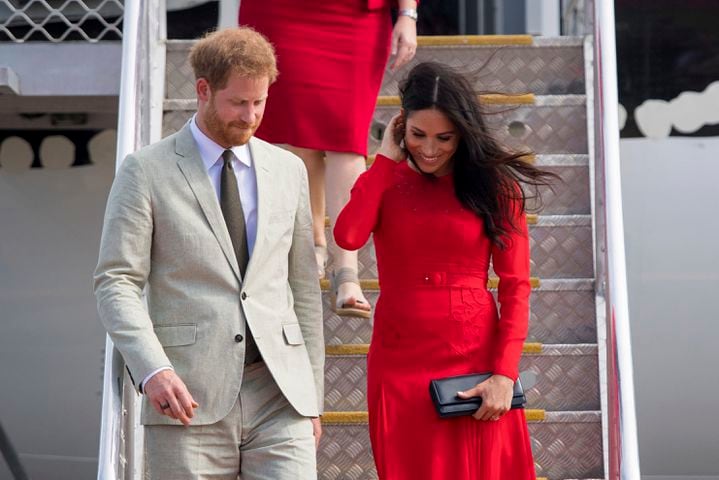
377, 113, 406, 163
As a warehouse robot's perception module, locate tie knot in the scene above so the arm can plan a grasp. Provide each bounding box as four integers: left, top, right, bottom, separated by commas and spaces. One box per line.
222, 149, 234, 167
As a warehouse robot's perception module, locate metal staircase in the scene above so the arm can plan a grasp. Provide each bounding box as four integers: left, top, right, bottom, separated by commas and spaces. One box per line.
99, 1, 640, 478
164, 34, 601, 480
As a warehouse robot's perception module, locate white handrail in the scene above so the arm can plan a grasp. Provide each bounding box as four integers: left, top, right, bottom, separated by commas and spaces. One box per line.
97, 1, 166, 478
594, 1, 641, 478
97, 0, 142, 477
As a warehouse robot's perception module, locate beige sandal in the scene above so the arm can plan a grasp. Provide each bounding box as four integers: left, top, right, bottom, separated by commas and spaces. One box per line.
330, 267, 372, 319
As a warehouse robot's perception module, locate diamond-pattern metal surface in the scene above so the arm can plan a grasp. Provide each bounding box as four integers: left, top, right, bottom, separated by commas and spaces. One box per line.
322, 287, 597, 345
325, 355, 367, 412
530, 166, 591, 215
325, 232, 377, 279
522, 345, 600, 411
318, 412, 603, 480
322, 220, 593, 280
530, 224, 593, 278
166, 41, 197, 100
324, 345, 599, 412
164, 99, 590, 158
163, 39, 585, 100
527, 289, 597, 343
162, 110, 193, 138
532, 412, 604, 479
369, 100, 588, 155
379, 42, 585, 96
319, 424, 377, 480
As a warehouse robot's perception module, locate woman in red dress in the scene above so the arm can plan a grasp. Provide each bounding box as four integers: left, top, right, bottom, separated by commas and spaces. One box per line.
334, 62, 556, 479
240, 0, 418, 318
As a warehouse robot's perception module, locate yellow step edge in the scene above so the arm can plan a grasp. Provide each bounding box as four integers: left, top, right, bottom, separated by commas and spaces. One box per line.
377, 93, 534, 107
320, 277, 541, 290
326, 343, 543, 356
322, 409, 545, 425
417, 34, 534, 47
325, 213, 537, 227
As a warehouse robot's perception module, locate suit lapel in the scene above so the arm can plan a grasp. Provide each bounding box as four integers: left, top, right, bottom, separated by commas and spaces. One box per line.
174, 124, 242, 282
244, 137, 272, 283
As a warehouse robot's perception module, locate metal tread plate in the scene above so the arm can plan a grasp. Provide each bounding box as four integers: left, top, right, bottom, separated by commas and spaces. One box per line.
318, 411, 603, 480
323, 281, 597, 345
164, 37, 585, 99
368, 97, 588, 156
323, 344, 600, 412
323, 218, 594, 280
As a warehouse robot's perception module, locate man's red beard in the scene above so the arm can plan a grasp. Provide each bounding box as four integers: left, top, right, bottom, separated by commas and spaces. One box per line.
204, 98, 258, 147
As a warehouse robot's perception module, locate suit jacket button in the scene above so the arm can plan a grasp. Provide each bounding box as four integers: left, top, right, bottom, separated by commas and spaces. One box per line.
235, 334, 244, 343
241, 292, 247, 300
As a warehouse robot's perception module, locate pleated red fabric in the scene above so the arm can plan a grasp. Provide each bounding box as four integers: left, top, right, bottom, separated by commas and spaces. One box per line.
239, 0, 393, 155
334, 155, 536, 480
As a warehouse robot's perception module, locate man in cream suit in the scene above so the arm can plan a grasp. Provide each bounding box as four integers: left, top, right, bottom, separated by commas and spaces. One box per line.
94, 28, 324, 479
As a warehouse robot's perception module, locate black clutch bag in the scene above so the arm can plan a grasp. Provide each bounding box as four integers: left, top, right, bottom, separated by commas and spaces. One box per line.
429, 372, 526, 418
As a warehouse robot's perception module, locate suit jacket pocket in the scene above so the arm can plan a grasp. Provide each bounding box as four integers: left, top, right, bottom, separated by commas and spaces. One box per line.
153, 324, 197, 347
282, 323, 305, 345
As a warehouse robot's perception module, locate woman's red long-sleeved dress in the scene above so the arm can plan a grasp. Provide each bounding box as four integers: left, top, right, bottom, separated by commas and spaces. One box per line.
334, 154, 536, 480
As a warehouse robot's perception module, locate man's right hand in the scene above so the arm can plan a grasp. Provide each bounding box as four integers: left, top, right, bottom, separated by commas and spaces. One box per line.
143, 369, 199, 426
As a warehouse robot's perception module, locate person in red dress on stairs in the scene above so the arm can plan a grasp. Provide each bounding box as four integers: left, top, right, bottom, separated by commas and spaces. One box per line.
239, 0, 418, 319
334, 62, 557, 479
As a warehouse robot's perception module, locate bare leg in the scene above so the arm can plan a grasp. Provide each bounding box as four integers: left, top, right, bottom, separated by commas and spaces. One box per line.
281, 145, 328, 278
325, 151, 370, 312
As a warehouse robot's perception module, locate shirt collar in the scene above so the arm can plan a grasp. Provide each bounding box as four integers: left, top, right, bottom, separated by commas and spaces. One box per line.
189, 115, 252, 171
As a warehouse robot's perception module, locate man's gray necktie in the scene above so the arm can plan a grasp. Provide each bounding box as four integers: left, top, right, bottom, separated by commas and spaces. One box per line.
220, 149, 259, 364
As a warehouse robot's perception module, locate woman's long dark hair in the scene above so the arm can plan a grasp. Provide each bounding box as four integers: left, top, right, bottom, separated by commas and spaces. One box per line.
399, 62, 558, 248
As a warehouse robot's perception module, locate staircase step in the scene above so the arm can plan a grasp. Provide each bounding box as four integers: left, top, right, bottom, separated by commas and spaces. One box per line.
322, 278, 597, 345
162, 95, 588, 158
358, 154, 591, 215
164, 36, 584, 103
318, 410, 603, 480
321, 409, 547, 424
323, 344, 599, 412
319, 277, 541, 291
366, 153, 589, 166
380, 36, 585, 96
326, 212, 539, 227
530, 215, 594, 278
165, 35, 585, 98
377, 93, 536, 106
368, 94, 588, 157
323, 215, 593, 279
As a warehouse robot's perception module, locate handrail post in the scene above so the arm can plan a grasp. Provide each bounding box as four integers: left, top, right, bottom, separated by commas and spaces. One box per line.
592, 0, 641, 478
97, 1, 166, 479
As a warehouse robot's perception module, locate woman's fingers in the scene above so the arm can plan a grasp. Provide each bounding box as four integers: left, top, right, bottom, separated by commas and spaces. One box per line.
390, 17, 417, 71
459, 378, 511, 421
